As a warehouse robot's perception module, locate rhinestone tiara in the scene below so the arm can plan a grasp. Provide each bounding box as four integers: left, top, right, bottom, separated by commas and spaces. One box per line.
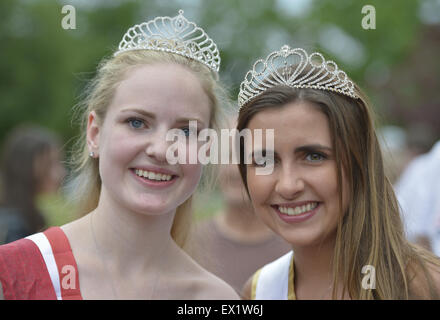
114, 10, 220, 73
238, 45, 358, 109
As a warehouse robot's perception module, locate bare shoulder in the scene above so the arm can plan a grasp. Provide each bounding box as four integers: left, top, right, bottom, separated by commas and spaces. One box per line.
171, 245, 240, 300
60, 214, 89, 237
426, 261, 440, 295
191, 267, 241, 300
409, 259, 440, 298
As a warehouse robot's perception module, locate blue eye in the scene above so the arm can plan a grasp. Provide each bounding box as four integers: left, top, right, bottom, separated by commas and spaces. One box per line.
181, 127, 190, 137
128, 118, 144, 129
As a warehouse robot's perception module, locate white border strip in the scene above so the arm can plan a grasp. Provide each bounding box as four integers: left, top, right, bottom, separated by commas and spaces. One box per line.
26, 233, 62, 300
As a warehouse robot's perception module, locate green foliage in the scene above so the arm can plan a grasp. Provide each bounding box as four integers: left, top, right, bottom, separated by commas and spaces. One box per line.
0, 0, 431, 153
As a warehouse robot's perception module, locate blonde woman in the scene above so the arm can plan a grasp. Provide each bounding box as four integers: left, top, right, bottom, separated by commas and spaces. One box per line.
237, 45, 440, 299
0, 10, 239, 300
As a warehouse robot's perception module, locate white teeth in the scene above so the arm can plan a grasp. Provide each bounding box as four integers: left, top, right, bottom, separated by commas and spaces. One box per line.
278, 202, 318, 216
134, 169, 172, 181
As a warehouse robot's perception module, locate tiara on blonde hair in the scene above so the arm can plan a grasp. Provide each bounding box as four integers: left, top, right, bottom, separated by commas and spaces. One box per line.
238, 45, 358, 109
114, 10, 220, 73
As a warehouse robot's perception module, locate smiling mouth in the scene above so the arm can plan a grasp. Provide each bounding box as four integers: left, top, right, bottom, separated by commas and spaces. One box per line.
132, 168, 177, 182
274, 202, 320, 216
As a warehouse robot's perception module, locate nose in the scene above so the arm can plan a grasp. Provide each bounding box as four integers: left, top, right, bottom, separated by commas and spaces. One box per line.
144, 129, 170, 163
274, 164, 305, 200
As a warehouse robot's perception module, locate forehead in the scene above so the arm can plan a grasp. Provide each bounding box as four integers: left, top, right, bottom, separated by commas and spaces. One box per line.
246, 101, 332, 148
107, 63, 211, 124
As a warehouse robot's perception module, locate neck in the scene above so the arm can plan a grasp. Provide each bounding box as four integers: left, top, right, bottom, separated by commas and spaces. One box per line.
292, 234, 339, 299
90, 189, 175, 274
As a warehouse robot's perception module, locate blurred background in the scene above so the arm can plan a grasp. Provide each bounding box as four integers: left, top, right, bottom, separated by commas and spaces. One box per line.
0, 0, 439, 229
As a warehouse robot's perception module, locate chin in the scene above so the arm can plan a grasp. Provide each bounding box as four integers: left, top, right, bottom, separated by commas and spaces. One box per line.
126, 197, 173, 216
283, 236, 319, 248
281, 229, 336, 248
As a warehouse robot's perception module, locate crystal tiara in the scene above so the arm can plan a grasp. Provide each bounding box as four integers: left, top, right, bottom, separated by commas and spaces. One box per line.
114, 10, 220, 73
238, 45, 358, 109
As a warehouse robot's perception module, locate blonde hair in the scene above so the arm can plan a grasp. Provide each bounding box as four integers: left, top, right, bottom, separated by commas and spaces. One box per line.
237, 83, 440, 299
66, 50, 229, 249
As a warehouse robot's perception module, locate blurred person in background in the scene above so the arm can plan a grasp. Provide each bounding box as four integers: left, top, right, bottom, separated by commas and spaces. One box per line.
378, 125, 410, 184
405, 123, 437, 161
395, 139, 440, 256
0, 125, 66, 244
378, 124, 436, 185
192, 116, 291, 296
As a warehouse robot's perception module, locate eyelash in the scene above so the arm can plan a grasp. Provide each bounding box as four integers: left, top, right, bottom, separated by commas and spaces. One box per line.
126, 119, 198, 138
181, 127, 191, 137
127, 117, 146, 129
180, 126, 204, 138
250, 152, 327, 167
305, 152, 327, 162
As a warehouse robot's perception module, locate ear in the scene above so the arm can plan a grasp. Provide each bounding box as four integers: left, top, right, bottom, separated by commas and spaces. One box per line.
87, 111, 100, 157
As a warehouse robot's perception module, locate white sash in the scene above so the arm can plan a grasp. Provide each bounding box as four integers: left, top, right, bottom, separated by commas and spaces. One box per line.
26, 233, 62, 300
254, 251, 293, 300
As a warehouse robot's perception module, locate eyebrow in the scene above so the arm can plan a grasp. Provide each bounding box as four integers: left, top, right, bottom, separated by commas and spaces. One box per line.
120, 108, 207, 127
294, 144, 333, 153
120, 108, 155, 119
249, 144, 332, 159
175, 118, 207, 128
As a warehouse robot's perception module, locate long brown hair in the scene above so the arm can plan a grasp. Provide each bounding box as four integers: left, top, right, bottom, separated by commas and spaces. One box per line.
237, 85, 440, 299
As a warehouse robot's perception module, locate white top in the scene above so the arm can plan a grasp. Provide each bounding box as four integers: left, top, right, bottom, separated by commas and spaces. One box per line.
395, 140, 440, 256
251, 251, 295, 300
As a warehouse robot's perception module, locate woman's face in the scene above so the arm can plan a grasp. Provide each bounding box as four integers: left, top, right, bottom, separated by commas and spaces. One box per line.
87, 63, 211, 216
245, 101, 349, 247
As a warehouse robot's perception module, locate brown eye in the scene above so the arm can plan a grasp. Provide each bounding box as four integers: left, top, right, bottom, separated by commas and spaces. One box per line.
306, 152, 325, 162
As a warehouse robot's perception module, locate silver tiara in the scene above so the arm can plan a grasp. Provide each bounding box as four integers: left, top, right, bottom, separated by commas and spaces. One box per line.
238, 45, 358, 109
114, 10, 220, 73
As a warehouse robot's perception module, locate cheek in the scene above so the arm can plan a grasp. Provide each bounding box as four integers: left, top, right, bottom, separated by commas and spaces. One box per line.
98, 134, 140, 187
101, 129, 139, 164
